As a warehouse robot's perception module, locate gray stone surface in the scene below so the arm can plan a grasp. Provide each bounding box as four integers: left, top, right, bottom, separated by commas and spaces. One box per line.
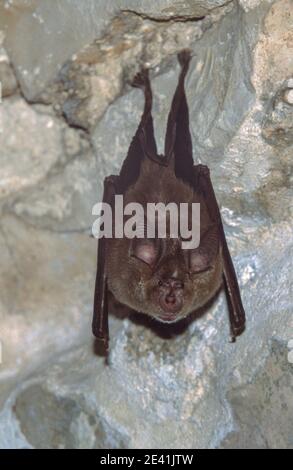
0, 0, 233, 102
0, 31, 18, 98
221, 340, 293, 449
36, 4, 232, 130
92, 2, 260, 165
0, 0, 292, 450
0, 99, 73, 200
0, 61, 17, 97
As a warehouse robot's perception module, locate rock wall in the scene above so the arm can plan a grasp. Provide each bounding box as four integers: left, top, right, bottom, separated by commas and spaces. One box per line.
0, 0, 292, 449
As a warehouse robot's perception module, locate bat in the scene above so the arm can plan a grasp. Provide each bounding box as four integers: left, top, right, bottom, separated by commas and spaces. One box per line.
93, 50, 246, 351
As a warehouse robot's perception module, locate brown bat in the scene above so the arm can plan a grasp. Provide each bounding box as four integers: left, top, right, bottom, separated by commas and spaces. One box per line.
93, 50, 246, 351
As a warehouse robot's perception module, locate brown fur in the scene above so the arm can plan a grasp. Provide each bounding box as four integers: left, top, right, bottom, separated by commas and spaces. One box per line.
106, 161, 223, 323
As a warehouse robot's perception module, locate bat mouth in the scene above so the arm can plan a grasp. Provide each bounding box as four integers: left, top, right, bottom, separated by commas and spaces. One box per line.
157, 312, 179, 323
157, 295, 183, 323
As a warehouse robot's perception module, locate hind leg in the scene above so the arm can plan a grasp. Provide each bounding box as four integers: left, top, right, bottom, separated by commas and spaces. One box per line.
117, 68, 160, 193
164, 50, 194, 186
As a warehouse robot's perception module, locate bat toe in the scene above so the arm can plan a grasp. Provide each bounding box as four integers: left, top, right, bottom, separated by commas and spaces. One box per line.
178, 49, 192, 67
132, 69, 150, 89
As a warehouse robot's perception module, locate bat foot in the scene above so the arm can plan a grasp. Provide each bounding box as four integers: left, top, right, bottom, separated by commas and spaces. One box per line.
99, 334, 109, 348
94, 335, 109, 354
229, 323, 246, 343
132, 69, 150, 89
178, 49, 192, 68
92, 326, 109, 353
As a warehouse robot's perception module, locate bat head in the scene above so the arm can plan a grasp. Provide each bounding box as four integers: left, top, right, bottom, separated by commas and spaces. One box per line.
107, 224, 222, 324
130, 237, 186, 322
106, 167, 222, 323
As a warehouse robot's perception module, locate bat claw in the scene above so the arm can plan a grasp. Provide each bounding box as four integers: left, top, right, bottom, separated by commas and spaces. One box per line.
230, 323, 246, 343
178, 49, 192, 68
97, 335, 109, 351
93, 336, 109, 357
132, 69, 150, 89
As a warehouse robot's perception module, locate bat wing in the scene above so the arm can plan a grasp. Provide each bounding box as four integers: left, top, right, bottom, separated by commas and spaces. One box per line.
166, 51, 245, 340
193, 165, 246, 340
93, 71, 159, 349
92, 175, 118, 350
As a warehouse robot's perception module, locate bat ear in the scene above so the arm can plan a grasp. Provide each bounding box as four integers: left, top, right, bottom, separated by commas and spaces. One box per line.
188, 224, 219, 274
130, 238, 160, 268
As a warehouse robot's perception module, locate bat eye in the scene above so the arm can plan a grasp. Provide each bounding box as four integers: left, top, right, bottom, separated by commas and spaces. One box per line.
130, 238, 160, 267
158, 279, 163, 287
188, 224, 219, 274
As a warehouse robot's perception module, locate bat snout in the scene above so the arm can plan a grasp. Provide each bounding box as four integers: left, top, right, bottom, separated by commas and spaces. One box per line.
157, 277, 184, 320
159, 294, 182, 313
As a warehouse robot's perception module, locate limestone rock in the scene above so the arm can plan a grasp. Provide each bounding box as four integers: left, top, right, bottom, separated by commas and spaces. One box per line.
0, 0, 233, 102
262, 83, 293, 147
42, 5, 232, 130
0, 99, 74, 201
221, 340, 293, 449
0, 0, 292, 450
0, 31, 17, 97
10, 130, 98, 232
0, 62, 17, 97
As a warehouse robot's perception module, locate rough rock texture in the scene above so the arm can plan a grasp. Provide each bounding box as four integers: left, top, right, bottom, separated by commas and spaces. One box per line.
0, 31, 18, 98
0, 0, 292, 449
0, 99, 77, 200
0, 0, 233, 102
48, 9, 231, 131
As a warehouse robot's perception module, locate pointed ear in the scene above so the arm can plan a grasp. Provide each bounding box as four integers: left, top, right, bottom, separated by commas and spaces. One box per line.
130, 238, 160, 267
188, 224, 219, 274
